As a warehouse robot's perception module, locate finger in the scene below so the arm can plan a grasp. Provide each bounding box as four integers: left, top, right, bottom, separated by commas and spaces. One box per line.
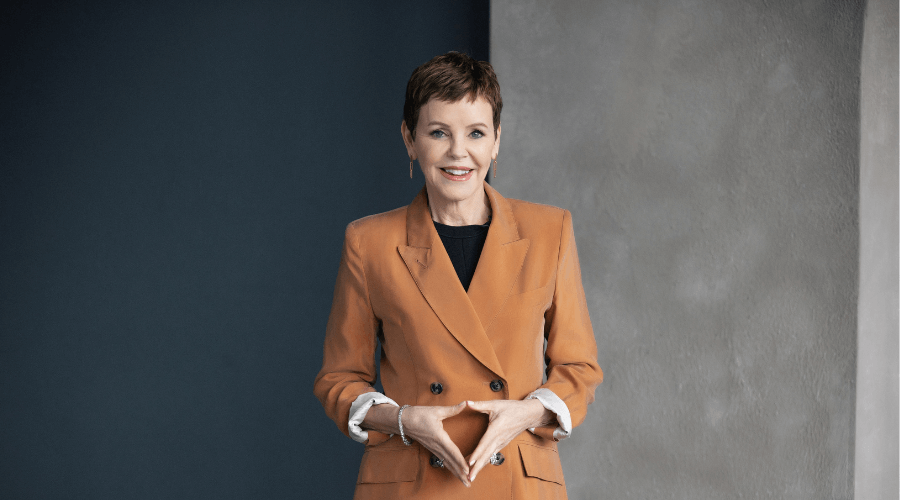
445, 452, 471, 487
435, 432, 470, 487
428, 431, 469, 479
467, 441, 493, 481
467, 448, 490, 483
440, 401, 467, 419
467, 430, 501, 481
466, 400, 494, 415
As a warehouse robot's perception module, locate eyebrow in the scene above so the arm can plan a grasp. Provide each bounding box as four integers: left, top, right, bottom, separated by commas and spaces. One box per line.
425, 121, 490, 129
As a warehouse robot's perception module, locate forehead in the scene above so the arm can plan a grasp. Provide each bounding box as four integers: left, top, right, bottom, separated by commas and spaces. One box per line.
418, 96, 493, 126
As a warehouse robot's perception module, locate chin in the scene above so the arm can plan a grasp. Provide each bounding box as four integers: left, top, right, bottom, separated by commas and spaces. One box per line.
428, 178, 484, 204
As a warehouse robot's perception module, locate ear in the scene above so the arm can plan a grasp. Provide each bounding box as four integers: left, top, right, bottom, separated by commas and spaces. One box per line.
492, 123, 502, 159
401, 121, 417, 160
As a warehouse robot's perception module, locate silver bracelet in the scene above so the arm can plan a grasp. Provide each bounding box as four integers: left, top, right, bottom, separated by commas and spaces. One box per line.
398, 404, 412, 446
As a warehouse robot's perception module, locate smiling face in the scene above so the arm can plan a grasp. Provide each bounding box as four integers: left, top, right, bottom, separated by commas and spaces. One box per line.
402, 96, 501, 211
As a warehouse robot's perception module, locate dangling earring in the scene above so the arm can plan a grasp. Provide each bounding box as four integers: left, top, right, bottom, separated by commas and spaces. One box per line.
409, 158, 413, 179
492, 157, 498, 178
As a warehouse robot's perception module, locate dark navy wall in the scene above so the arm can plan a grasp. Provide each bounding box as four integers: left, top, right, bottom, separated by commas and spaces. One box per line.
0, 2, 488, 498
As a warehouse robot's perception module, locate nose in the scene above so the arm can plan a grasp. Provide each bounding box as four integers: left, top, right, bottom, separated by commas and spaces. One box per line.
448, 137, 467, 159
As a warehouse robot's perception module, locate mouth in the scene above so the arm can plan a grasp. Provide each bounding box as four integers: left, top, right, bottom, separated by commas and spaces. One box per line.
439, 167, 475, 181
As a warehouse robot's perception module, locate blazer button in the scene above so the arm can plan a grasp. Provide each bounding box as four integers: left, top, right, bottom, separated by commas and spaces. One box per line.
490, 452, 505, 466
430, 382, 443, 395
490, 379, 504, 392
430, 455, 445, 468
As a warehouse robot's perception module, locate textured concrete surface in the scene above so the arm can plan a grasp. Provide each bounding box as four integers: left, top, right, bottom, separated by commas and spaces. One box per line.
492, 1, 864, 498
855, 0, 899, 497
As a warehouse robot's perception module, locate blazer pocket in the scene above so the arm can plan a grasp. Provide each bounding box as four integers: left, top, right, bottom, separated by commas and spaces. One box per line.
518, 443, 565, 485
357, 447, 419, 484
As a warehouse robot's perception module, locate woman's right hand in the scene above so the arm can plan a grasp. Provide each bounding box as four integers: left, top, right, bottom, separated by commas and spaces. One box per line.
401, 402, 470, 487
362, 401, 470, 487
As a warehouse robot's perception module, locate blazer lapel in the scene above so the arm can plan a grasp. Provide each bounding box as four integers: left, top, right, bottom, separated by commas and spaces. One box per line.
466, 183, 530, 336
398, 187, 511, 379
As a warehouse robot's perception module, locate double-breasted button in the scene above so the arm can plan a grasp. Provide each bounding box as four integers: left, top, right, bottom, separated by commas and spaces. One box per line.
490, 452, 505, 466
489, 379, 504, 392
430, 455, 445, 468
430, 382, 443, 395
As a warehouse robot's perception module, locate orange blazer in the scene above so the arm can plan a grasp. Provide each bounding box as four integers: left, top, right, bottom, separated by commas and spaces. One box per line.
314, 183, 602, 500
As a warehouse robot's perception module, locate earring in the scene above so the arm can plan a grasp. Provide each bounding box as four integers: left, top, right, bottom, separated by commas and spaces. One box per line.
493, 157, 498, 178
409, 158, 413, 179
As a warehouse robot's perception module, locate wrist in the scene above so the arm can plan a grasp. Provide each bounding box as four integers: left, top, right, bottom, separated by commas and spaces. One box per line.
362, 403, 402, 435
526, 398, 555, 428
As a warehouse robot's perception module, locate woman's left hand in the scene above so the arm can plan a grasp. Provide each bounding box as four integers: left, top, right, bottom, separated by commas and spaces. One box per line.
464, 399, 555, 482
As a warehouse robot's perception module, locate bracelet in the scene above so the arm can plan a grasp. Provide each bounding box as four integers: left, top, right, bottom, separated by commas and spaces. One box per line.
398, 404, 412, 446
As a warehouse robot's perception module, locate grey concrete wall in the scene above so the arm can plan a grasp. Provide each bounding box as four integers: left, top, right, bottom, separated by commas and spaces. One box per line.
855, 0, 899, 497
492, 1, 864, 498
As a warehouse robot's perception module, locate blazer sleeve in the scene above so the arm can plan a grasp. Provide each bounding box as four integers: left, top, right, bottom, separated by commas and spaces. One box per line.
313, 222, 390, 445
539, 210, 603, 429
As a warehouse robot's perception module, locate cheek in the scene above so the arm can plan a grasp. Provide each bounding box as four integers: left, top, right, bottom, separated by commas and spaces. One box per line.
475, 144, 495, 164
416, 143, 442, 165
420, 151, 441, 168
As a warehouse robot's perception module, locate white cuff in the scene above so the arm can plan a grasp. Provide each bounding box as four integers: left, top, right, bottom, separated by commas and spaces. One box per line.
526, 388, 573, 440
348, 392, 399, 443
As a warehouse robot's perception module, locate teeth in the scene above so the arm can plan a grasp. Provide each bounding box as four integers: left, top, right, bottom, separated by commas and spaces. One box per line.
444, 169, 470, 176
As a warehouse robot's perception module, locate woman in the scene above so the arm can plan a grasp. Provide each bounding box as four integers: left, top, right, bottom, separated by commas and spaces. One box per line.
314, 52, 602, 499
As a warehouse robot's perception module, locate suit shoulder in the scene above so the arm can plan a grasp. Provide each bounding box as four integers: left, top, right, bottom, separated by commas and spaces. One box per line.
507, 198, 565, 214
345, 206, 407, 240
507, 198, 567, 225
505, 198, 574, 249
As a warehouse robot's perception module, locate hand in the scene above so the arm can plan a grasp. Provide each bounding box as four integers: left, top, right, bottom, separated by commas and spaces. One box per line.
465, 399, 555, 482
402, 402, 471, 487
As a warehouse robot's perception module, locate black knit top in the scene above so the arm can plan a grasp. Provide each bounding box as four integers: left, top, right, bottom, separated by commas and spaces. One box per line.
432, 217, 491, 292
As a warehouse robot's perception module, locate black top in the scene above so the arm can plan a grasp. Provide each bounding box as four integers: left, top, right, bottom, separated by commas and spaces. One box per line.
432, 217, 491, 291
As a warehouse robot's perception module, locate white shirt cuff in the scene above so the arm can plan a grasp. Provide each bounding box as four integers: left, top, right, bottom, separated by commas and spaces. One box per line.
348, 392, 399, 443
526, 388, 573, 440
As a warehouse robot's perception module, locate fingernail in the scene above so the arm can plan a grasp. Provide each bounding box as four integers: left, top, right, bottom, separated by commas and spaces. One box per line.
469, 459, 474, 466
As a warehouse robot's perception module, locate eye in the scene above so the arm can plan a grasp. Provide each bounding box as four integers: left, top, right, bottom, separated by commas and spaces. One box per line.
470, 129, 485, 139
429, 129, 447, 139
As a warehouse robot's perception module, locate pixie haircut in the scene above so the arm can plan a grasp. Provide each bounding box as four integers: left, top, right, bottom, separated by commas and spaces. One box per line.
403, 52, 502, 139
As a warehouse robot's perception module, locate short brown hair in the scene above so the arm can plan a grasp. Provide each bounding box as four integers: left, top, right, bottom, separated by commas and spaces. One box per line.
403, 52, 502, 139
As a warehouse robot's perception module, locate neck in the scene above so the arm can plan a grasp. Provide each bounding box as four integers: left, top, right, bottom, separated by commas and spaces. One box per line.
427, 185, 492, 226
